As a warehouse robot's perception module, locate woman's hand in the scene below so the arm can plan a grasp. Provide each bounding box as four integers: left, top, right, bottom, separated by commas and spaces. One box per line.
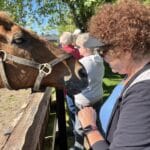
78, 107, 104, 145
78, 107, 97, 128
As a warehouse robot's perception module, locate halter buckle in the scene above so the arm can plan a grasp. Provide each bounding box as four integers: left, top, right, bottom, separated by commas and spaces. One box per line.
39, 63, 52, 76
0, 50, 7, 61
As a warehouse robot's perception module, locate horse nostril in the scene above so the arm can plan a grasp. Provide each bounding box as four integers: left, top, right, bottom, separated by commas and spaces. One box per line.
78, 68, 87, 78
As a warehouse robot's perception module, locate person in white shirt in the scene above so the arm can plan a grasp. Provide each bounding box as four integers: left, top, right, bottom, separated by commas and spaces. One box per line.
71, 33, 104, 150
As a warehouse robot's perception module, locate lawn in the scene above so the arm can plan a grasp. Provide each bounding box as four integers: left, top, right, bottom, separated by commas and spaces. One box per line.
103, 63, 123, 101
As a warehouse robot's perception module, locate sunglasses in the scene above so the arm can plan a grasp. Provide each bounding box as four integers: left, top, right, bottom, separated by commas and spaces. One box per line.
98, 45, 112, 57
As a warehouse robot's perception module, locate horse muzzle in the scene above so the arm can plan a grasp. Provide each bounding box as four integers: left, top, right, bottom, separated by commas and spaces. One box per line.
64, 67, 88, 95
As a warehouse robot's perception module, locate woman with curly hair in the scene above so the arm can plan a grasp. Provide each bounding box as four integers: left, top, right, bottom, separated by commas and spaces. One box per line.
78, 0, 150, 149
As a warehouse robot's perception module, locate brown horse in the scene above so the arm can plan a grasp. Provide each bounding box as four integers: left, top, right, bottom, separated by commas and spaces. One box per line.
0, 12, 88, 94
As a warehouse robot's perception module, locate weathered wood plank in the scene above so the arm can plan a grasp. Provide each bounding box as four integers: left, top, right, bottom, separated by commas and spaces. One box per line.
2, 87, 51, 150
0, 107, 26, 150
0, 135, 8, 150
0, 89, 30, 150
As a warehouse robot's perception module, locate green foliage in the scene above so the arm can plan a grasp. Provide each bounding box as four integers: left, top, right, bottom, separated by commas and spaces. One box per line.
0, 0, 25, 25
0, 0, 115, 33
0, 0, 69, 33
0, 0, 148, 34
143, 0, 150, 4
61, 0, 107, 32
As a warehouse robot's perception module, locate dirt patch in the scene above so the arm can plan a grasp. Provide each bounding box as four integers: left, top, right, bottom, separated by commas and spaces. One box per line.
0, 88, 31, 134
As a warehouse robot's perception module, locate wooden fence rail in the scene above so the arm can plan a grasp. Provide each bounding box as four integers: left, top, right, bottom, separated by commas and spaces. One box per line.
0, 87, 67, 150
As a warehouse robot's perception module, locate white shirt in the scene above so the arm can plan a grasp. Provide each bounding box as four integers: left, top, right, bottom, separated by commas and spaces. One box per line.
74, 54, 104, 108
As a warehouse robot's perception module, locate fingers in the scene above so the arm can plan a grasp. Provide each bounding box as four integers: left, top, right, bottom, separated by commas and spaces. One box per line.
78, 107, 95, 116
78, 107, 97, 128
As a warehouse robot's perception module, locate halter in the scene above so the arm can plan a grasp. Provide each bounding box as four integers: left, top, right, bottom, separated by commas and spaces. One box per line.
0, 50, 71, 91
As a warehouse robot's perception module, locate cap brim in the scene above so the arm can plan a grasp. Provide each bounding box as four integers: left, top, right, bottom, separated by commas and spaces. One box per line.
83, 37, 105, 48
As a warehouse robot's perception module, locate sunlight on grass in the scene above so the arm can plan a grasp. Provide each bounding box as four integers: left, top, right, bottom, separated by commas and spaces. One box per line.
103, 78, 122, 86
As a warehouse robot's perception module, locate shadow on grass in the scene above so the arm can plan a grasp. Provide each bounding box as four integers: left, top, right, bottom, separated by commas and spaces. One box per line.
104, 62, 121, 79
103, 62, 123, 102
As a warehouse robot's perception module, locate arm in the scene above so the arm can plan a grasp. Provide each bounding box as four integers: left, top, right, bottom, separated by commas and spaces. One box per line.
78, 107, 108, 149
79, 81, 150, 150
62, 45, 82, 59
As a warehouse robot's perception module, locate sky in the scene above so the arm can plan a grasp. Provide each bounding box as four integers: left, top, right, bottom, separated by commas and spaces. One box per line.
23, 0, 59, 36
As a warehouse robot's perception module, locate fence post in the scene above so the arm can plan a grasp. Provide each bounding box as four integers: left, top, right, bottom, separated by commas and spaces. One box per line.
56, 89, 67, 149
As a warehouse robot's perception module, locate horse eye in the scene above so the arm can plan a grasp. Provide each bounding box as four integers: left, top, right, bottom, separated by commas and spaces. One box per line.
12, 32, 26, 44
13, 37, 25, 44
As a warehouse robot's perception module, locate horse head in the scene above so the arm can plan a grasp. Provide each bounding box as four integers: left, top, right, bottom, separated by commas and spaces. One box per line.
0, 12, 88, 95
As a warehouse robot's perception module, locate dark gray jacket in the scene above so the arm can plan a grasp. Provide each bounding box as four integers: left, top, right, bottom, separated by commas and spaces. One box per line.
92, 63, 150, 150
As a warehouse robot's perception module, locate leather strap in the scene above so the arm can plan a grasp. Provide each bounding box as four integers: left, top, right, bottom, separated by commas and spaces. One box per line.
0, 58, 12, 89
0, 50, 71, 91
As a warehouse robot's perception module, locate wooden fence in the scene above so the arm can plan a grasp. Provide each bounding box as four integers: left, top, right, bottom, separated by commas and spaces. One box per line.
0, 87, 67, 150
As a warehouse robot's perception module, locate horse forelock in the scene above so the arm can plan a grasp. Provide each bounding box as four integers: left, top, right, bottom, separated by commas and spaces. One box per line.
0, 11, 13, 23
0, 11, 14, 31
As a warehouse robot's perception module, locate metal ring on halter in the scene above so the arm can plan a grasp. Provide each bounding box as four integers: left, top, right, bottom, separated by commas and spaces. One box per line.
39, 63, 52, 76
0, 50, 7, 61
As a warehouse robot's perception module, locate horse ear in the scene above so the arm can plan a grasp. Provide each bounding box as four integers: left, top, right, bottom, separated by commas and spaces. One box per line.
0, 11, 13, 22
0, 11, 14, 30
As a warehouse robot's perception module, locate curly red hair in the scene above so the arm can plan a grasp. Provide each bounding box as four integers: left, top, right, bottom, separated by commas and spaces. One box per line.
89, 0, 150, 60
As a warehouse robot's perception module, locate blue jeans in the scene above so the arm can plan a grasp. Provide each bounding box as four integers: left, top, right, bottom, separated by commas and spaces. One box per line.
66, 94, 101, 149
66, 94, 76, 127
66, 95, 84, 149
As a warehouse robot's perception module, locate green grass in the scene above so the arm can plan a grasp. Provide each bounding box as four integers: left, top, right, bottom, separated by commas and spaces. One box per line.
103, 63, 122, 101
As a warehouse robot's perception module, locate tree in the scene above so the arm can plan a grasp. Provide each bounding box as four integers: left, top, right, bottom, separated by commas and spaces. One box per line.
61, 0, 116, 32
0, 0, 117, 33
0, 0, 148, 34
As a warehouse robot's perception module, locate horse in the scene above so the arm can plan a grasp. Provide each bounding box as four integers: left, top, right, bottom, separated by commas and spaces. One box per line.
0, 12, 88, 94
